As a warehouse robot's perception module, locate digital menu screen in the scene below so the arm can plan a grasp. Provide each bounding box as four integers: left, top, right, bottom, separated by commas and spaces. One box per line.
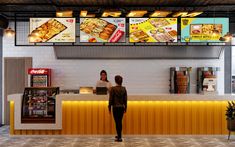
29, 18, 76, 43
181, 18, 229, 42
80, 18, 126, 43
129, 18, 178, 43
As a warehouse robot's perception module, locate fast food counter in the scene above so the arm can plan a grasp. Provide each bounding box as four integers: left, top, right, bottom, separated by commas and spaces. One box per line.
8, 94, 235, 135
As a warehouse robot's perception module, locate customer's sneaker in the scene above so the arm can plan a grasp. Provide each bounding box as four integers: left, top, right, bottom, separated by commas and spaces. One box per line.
115, 138, 122, 142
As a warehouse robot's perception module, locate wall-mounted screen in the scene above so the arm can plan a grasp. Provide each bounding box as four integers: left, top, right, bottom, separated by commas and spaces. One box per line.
29, 18, 76, 43
80, 18, 126, 43
129, 18, 178, 43
181, 18, 229, 42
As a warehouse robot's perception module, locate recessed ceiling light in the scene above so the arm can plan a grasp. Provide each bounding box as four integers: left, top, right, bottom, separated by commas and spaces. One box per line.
56, 10, 73, 17
126, 11, 147, 17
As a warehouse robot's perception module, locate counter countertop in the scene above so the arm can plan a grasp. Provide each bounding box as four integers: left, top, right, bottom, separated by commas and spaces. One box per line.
8, 94, 235, 102
7, 93, 235, 130
56, 94, 235, 101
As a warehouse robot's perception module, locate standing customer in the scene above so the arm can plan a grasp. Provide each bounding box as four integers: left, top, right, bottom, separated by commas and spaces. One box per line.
108, 75, 127, 142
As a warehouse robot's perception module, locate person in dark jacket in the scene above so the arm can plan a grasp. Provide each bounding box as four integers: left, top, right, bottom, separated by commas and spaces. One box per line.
108, 75, 127, 142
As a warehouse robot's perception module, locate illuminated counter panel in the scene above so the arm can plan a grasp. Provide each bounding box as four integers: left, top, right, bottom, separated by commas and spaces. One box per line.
9, 95, 231, 135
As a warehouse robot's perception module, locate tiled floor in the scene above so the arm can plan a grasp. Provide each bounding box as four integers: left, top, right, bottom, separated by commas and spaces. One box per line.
1, 126, 235, 147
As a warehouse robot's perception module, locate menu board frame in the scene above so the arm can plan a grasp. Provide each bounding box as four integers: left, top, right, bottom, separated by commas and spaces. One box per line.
26, 17, 231, 45
29, 17, 76, 43
180, 17, 229, 43
129, 18, 178, 43
79, 17, 126, 43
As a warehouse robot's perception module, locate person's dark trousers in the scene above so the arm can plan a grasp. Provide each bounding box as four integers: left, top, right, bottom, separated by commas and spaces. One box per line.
112, 107, 124, 139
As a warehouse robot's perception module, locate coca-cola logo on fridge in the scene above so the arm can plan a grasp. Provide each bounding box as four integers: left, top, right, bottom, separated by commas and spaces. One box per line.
28, 68, 49, 75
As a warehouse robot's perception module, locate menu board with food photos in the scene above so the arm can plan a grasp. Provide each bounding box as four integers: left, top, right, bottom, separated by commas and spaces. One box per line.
29, 18, 76, 42
129, 18, 178, 43
80, 18, 126, 42
181, 18, 229, 42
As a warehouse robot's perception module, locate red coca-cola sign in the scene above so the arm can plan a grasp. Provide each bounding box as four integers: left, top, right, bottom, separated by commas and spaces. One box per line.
110, 30, 124, 42
28, 68, 50, 75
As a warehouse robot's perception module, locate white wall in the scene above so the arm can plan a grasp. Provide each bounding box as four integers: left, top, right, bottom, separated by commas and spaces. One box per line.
3, 36, 225, 94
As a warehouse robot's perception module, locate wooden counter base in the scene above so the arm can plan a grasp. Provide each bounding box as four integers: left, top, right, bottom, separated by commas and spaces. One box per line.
10, 100, 228, 135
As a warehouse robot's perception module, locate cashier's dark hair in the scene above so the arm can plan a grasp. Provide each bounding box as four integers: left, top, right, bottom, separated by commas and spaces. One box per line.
100, 70, 109, 82
115, 75, 123, 86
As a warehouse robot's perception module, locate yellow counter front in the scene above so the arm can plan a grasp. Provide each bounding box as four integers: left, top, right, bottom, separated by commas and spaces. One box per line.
8, 94, 235, 135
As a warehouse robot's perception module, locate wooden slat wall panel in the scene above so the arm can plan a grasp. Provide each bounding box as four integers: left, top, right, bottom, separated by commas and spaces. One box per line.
5, 57, 32, 125
10, 101, 229, 135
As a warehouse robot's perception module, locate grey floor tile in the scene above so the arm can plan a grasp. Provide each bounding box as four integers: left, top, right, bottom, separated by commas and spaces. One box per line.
1, 126, 235, 147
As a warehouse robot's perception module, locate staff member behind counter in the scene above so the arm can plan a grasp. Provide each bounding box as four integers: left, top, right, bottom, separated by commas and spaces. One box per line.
96, 70, 112, 92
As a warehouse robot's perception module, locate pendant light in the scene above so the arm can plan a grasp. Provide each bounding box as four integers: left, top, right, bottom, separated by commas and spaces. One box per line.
224, 32, 232, 42
28, 16, 40, 42
4, 5, 15, 37
28, 34, 36, 42
4, 27, 15, 37
212, 8, 218, 36
219, 9, 232, 42
31, 30, 40, 36
211, 18, 218, 36
224, 9, 232, 42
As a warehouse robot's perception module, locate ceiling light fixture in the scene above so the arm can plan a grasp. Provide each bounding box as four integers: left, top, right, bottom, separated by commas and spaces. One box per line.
80, 10, 96, 17
56, 10, 73, 17
4, 5, 15, 37
31, 30, 40, 36
102, 10, 122, 17
172, 11, 203, 17
28, 34, 35, 41
150, 11, 171, 17
211, 7, 218, 37
4, 27, 15, 37
219, 32, 232, 42
223, 7, 233, 42
126, 10, 148, 17
224, 32, 232, 42
28, 33, 37, 42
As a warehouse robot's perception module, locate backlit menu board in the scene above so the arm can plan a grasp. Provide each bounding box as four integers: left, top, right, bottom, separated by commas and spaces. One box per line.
181, 18, 229, 42
129, 18, 178, 42
29, 18, 76, 42
80, 18, 126, 42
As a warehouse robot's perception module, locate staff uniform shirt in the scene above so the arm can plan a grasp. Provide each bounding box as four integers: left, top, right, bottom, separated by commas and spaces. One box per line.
96, 80, 112, 90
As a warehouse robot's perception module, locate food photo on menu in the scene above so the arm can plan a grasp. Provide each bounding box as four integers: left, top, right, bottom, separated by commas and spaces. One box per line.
129, 18, 178, 43
80, 18, 126, 42
181, 18, 229, 42
29, 18, 76, 43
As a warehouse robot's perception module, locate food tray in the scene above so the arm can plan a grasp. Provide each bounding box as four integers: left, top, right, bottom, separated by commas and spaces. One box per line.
80, 18, 117, 41
30, 18, 67, 42
149, 18, 170, 28
130, 30, 149, 42
151, 33, 174, 42
190, 24, 222, 35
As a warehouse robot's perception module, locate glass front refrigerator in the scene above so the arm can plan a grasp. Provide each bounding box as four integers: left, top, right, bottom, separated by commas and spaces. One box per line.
28, 68, 51, 87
